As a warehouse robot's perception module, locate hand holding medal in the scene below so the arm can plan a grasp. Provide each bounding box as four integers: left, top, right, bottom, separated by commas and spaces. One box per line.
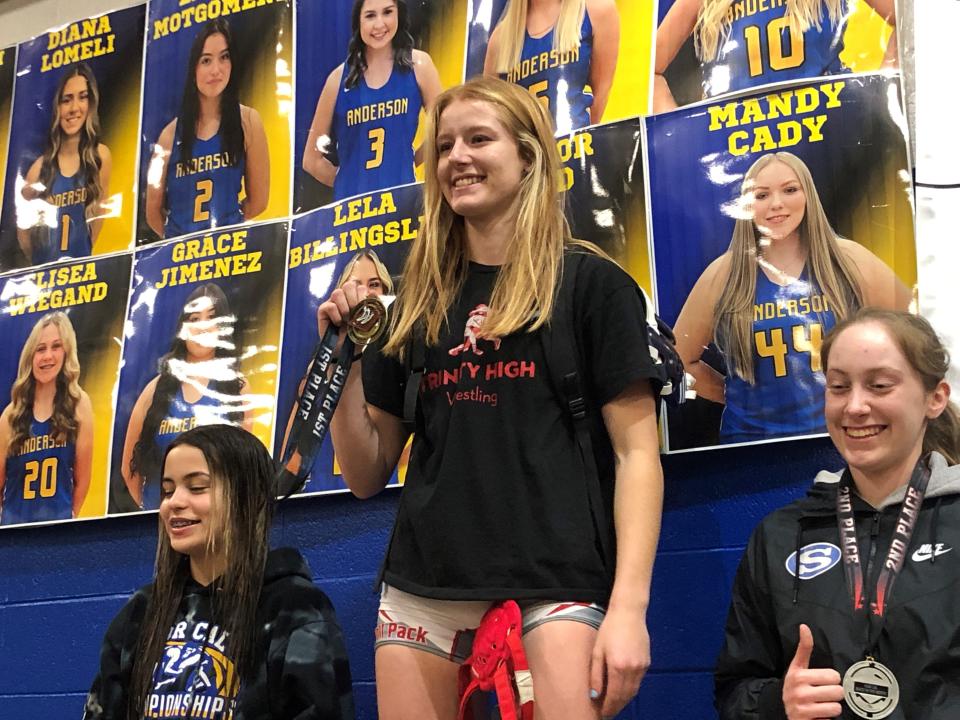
276, 279, 393, 498
782, 624, 844, 720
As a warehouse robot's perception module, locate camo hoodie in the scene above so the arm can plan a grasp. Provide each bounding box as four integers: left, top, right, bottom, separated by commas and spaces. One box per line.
83, 547, 354, 719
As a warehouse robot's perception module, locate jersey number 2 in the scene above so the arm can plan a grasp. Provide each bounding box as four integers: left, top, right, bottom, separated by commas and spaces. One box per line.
23, 457, 59, 499
744, 17, 805, 77
755, 322, 823, 377
194, 179, 213, 223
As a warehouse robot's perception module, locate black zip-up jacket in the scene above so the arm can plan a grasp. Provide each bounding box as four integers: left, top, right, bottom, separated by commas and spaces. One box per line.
83, 547, 354, 719
715, 453, 960, 720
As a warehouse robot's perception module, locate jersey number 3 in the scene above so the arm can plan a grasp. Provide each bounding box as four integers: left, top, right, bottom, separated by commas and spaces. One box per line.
23, 457, 59, 499
755, 322, 823, 377
745, 17, 805, 77
366, 128, 385, 169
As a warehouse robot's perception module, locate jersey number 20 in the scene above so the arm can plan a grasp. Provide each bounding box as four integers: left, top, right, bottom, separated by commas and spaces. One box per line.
23, 457, 59, 499
744, 17, 805, 77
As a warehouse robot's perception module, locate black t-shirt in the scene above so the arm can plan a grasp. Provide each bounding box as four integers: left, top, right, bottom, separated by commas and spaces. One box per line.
362, 253, 663, 602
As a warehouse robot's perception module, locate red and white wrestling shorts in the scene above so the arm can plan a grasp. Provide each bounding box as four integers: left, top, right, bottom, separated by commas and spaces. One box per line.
375, 584, 605, 663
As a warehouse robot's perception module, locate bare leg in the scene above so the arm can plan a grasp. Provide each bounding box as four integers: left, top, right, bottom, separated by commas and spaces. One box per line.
376, 644, 461, 720
523, 621, 601, 720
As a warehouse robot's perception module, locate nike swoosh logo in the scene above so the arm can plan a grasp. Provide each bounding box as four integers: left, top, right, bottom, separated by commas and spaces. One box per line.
912, 545, 953, 562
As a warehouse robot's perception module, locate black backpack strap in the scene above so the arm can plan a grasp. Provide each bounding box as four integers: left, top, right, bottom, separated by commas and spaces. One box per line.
540, 252, 614, 571
403, 324, 426, 433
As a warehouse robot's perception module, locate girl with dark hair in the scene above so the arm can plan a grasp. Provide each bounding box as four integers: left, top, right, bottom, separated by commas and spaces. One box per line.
18, 63, 112, 265
303, 0, 442, 201
323, 76, 665, 719
84, 424, 355, 719
0, 312, 93, 524
146, 19, 269, 239
716, 309, 960, 719
121, 283, 251, 511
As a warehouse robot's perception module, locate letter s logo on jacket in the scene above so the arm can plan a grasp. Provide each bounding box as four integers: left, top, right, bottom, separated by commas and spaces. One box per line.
785, 542, 841, 579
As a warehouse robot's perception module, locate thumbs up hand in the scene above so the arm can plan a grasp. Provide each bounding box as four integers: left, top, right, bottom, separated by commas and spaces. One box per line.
782, 624, 845, 719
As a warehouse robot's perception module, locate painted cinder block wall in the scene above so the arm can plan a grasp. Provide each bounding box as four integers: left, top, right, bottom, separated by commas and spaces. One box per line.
0, 434, 844, 719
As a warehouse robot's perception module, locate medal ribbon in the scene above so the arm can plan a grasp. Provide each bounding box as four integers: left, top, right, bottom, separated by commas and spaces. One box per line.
276, 296, 391, 498
836, 458, 931, 652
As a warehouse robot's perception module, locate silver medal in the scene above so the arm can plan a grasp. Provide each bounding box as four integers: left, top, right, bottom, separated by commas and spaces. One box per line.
843, 659, 900, 719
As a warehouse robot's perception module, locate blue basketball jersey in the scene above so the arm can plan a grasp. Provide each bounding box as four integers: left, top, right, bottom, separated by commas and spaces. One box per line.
141, 385, 225, 510
503, 11, 594, 133
1, 417, 75, 525
165, 128, 244, 239
332, 65, 422, 201
720, 268, 836, 443
703, 0, 846, 97
33, 169, 91, 265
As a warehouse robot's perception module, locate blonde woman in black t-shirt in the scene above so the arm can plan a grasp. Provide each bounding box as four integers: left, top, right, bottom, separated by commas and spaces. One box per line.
322, 75, 664, 720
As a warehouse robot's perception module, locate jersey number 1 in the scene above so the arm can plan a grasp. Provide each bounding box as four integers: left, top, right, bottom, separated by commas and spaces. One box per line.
744, 17, 805, 77
23, 457, 59, 499
59, 215, 71, 252
755, 322, 823, 377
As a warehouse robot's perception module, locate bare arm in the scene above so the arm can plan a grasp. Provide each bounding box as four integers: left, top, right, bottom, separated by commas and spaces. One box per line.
483, 24, 503, 75
839, 239, 911, 311
652, 0, 700, 112
0, 407, 11, 508
145, 121, 176, 239
324, 282, 409, 499
73, 391, 94, 516
302, 67, 342, 187
120, 378, 158, 507
412, 50, 443, 166
89, 144, 112, 245
240, 106, 270, 220
590, 380, 663, 718
673, 255, 728, 403
16, 158, 44, 261
863, 0, 898, 67
587, 0, 620, 124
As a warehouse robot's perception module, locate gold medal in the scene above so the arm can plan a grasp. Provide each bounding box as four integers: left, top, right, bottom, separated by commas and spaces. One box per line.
347, 296, 390, 347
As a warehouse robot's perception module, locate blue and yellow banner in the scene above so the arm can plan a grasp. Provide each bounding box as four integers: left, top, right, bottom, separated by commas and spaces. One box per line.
0, 6, 145, 271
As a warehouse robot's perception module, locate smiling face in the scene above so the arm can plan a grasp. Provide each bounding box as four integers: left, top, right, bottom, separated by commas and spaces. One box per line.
825, 321, 949, 489
359, 0, 398, 50
160, 444, 224, 569
32, 323, 66, 386
748, 160, 807, 242
58, 74, 90, 138
195, 32, 231, 100
436, 98, 527, 225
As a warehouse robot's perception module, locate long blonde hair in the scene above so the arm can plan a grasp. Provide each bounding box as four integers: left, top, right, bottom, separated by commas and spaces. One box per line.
714, 152, 863, 383
695, 0, 845, 62
384, 76, 570, 356
8, 312, 83, 453
492, 0, 587, 74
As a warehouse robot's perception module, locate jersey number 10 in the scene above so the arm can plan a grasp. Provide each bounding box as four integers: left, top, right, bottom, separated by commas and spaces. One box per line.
744, 17, 805, 77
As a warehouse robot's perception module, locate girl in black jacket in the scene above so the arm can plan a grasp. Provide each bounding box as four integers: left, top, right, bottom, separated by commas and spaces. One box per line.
716, 308, 960, 720
84, 425, 354, 719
